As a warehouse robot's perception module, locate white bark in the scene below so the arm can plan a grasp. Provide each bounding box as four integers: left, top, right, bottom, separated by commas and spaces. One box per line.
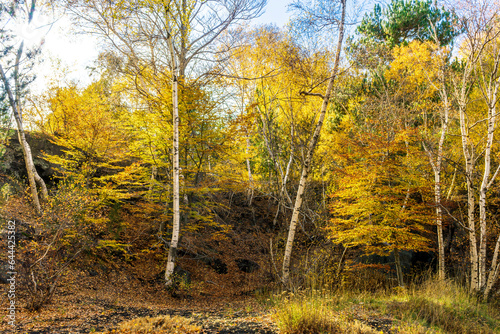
484, 233, 500, 298
454, 37, 480, 291
164, 18, 180, 286
423, 72, 450, 280
282, 0, 346, 287
0, 48, 48, 215
458, 96, 480, 291
476, 42, 500, 295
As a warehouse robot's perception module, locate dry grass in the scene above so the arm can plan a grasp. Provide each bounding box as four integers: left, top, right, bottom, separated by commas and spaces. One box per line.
270, 279, 500, 334
388, 279, 500, 333
97, 315, 202, 334
273, 290, 379, 334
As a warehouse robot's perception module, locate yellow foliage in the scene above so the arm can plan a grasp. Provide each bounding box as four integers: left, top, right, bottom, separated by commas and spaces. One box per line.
386, 41, 449, 104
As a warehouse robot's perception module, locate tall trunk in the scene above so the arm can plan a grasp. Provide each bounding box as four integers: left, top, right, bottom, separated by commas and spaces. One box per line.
478, 104, 495, 289
435, 77, 450, 280
477, 48, 500, 295
244, 96, 255, 206
423, 117, 447, 281
164, 17, 180, 285
435, 186, 445, 280
281, 0, 346, 287
0, 47, 48, 215
422, 47, 450, 281
457, 62, 479, 291
484, 233, 500, 299
465, 162, 479, 291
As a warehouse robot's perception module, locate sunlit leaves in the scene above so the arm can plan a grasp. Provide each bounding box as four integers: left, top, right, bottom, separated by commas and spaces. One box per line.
327, 129, 432, 256
41, 79, 142, 202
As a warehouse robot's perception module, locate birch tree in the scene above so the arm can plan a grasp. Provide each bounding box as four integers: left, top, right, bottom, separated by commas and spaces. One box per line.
282, 0, 347, 287
424, 59, 451, 281
451, 0, 500, 297
0, 0, 48, 214
474, 27, 500, 298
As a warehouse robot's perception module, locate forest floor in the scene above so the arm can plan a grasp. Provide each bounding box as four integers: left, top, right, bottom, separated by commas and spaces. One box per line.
2, 287, 403, 334
1, 280, 279, 334
2, 259, 499, 333
0, 267, 405, 334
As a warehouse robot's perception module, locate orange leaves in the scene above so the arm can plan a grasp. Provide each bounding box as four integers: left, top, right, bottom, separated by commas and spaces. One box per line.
38, 79, 145, 203
327, 127, 432, 256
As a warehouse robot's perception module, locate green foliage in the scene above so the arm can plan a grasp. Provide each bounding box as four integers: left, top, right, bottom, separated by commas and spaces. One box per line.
356, 0, 460, 48
347, 0, 460, 70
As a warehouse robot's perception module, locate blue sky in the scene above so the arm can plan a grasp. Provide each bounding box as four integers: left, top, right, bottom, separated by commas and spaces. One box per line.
254, 1, 292, 27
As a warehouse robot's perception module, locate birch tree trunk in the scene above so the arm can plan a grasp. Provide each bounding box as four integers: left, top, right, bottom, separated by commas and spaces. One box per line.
454, 43, 480, 291
477, 45, 500, 297
459, 100, 479, 292
478, 96, 496, 290
282, 0, 346, 287
164, 18, 180, 286
423, 69, 450, 280
0, 47, 48, 215
484, 234, 500, 298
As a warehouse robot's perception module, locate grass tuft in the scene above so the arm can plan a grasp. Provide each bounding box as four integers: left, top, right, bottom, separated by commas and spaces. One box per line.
273, 290, 379, 334
98, 315, 202, 334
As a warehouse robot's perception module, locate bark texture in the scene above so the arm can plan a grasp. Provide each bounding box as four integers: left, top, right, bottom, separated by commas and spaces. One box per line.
164, 18, 180, 285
